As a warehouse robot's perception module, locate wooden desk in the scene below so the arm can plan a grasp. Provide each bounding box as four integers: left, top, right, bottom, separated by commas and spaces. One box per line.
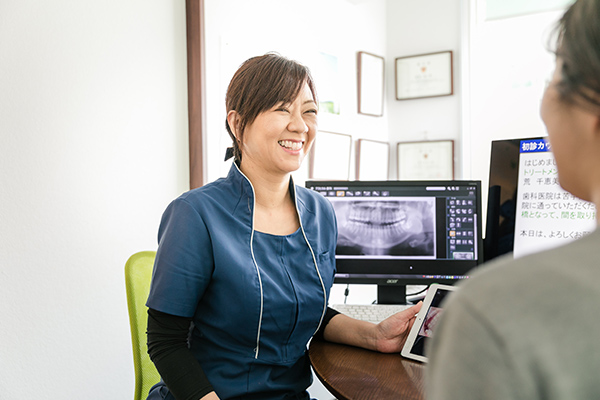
309, 338, 425, 400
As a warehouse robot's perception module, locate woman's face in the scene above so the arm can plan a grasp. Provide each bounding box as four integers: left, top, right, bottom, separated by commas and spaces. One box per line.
237, 82, 318, 177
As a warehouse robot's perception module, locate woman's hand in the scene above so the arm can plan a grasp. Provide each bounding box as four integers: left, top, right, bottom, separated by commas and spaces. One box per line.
374, 302, 422, 353
323, 302, 422, 353
200, 392, 220, 400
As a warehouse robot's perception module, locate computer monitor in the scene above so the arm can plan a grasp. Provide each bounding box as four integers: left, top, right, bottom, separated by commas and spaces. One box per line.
305, 180, 484, 304
484, 137, 534, 261
485, 137, 596, 261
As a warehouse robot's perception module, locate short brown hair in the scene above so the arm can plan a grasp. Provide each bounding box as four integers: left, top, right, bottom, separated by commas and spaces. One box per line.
225, 53, 317, 162
554, 0, 600, 111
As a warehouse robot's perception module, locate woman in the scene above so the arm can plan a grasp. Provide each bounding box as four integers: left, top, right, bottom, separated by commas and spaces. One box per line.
146, 53, 422, 400
427, 1, 600, 399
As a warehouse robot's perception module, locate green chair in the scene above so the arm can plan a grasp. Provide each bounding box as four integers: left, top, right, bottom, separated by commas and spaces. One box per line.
125, 251, 161, 400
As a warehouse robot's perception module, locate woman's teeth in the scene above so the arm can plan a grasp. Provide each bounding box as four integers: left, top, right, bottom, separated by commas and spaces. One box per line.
278, 140, 303, 151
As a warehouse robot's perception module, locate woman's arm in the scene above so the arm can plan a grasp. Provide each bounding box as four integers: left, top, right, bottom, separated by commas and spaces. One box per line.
147, 308, 219, 400
199, 393, 220, 400
322, 302, 422, 353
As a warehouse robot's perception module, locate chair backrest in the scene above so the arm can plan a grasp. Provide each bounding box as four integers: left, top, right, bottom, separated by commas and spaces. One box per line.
125, 251, 161, 400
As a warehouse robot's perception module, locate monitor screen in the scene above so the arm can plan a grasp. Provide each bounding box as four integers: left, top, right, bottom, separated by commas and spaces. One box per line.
306, 180, 484, 304
486, 137, 596, 260
484, 137, 532, 260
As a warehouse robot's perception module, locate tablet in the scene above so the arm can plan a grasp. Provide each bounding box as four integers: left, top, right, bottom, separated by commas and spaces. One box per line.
401, 283, 456, 363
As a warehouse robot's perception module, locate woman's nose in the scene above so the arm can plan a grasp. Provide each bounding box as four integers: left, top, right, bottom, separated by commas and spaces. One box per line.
288, 111, 309, 134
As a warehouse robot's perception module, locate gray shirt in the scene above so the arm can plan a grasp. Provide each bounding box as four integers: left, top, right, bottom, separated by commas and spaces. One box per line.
426, 227, 600, 400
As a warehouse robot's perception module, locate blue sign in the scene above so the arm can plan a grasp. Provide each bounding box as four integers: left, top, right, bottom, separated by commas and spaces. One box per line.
520, 139, 550, 153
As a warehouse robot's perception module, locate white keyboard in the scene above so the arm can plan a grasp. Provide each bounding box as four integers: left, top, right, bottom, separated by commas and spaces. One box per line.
331, 303, 413, 324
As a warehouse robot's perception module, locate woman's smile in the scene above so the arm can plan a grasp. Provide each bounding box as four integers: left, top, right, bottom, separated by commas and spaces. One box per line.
278, 139, 304, 152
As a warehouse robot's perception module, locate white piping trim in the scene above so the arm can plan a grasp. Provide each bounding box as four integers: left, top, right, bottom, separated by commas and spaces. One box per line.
234, 163, 264, 359
292, 183, 328, 335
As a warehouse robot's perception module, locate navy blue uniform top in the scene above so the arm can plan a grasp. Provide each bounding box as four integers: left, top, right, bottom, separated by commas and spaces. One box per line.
146, 163, 337, 399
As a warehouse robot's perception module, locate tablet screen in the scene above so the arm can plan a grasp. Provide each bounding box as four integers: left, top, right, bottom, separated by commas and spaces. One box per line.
401, 284, 456, 362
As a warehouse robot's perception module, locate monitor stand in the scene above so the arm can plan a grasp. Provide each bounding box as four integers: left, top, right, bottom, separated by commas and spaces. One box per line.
377, 285, 408, 305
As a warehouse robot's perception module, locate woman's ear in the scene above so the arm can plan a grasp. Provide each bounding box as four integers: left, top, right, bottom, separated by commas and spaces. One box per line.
593, 112, 600, 136
226, 110, 241, 141
589, 113, 600, 153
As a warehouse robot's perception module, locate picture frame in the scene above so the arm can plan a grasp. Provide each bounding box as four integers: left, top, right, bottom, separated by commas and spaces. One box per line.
356, 139, 390, 180
397, 140, 455, 180
395, 51, 453, 100
357, 51, 384, 116
309, 131, 352, 180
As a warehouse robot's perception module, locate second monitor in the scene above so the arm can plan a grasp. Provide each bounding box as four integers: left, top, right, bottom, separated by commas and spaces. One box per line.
306, 180, 484, 304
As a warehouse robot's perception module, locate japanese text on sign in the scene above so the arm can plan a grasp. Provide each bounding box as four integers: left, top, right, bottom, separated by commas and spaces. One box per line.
513, 139, 596, 258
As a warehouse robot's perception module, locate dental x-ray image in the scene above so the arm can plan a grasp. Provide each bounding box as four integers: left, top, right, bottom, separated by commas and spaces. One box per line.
332, 198, 436, 257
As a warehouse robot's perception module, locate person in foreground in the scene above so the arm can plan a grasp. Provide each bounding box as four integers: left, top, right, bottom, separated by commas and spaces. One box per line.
145, 53, 422, 400
426, 1, 600, 399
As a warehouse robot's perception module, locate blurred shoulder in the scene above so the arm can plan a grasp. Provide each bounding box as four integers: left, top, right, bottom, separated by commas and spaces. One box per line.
449, 227, 600, 313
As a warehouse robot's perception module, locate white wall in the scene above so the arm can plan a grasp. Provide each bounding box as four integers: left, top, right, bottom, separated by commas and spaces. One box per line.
386, 0, 462, 178
0, 1, 188, 398
464, 5, 562, 185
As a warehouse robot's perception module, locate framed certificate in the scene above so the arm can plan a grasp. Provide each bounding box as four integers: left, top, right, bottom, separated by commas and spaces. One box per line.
356, 139, 389, 180
395, 51, 453, 100
397, 140, 454, 180
309, 131, 352, 180
357, 51, 385, 116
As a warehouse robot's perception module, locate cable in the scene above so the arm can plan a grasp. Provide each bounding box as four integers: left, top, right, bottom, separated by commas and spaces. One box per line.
343, 284, 350, 304
406, 286, 429, 297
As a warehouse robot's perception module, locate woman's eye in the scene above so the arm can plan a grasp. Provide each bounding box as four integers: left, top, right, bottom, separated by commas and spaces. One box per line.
305, 109, 318, 114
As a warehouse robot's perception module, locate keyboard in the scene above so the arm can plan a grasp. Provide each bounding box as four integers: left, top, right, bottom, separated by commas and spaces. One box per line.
331, 303, 413, 324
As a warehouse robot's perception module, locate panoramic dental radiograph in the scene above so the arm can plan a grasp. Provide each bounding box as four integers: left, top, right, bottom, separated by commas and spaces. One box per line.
333, 199, 435, 257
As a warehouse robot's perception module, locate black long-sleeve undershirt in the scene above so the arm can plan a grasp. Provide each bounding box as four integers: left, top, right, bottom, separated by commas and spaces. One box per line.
146, 307, 340, 400
147, 308, 214, 400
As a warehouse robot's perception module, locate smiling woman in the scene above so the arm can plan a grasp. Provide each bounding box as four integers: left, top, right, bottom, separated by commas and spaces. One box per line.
223, 53, 318, 167
144, 53, 339, 400
232, 92, 317, 174
224, 54, 319, 235
145, 52, 422, 400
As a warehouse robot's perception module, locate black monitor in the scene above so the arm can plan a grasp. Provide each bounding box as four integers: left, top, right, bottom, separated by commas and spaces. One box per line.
483, 137, 538, 261
305, 180, 484, 304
